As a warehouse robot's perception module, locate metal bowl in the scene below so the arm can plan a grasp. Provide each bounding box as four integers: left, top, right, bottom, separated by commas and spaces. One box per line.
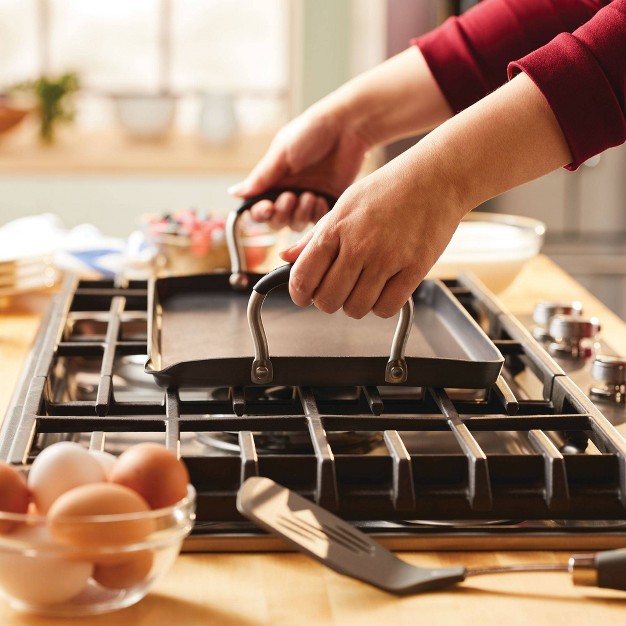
428, 211, 546, 293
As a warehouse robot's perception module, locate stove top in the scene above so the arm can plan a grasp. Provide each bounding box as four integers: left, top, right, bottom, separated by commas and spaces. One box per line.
2, 273, 625, 551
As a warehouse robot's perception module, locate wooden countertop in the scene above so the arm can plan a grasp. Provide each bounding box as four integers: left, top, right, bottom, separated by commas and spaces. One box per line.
0, 120, 379, 177
0, 255, 625, 625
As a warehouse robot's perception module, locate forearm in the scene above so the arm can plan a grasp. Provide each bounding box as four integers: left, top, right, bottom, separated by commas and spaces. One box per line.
395, 72, 572, 214
320, 47, 454, 149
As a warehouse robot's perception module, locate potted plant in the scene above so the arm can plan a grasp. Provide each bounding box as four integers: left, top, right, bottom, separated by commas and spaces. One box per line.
13, 72, 80, 144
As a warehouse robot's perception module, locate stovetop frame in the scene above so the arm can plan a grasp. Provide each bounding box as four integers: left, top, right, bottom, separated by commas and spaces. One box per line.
2, 273, 626, 551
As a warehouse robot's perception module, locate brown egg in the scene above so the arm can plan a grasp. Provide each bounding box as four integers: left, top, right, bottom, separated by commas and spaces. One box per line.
93, 549, 154, 589
0, 461, 29, 533
109, 443, 190, 509
47, 483, 155, 550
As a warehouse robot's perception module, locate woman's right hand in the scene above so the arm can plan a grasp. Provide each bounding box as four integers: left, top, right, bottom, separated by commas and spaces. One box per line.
228, 100, 371, 231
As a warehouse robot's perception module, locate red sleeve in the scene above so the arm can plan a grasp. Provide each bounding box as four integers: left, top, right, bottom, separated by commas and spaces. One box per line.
508, 1, 626, 169
413, 0, 608, 113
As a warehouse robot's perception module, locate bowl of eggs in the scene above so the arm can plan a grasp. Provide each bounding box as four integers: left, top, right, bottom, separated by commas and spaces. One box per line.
0, 442, 195, 616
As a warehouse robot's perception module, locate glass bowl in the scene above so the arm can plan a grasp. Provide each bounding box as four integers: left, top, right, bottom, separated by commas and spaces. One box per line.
0, 484, 195, 616
428, 211, 546, 293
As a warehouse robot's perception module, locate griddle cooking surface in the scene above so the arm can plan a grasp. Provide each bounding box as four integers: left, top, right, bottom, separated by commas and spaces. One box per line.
147, 275, 503, 388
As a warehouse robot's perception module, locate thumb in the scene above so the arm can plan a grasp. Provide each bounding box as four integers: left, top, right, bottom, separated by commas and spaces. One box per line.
279, 230, 314, 263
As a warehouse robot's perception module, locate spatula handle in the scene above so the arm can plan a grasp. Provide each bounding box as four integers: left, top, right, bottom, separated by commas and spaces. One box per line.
569, 549, 626, 591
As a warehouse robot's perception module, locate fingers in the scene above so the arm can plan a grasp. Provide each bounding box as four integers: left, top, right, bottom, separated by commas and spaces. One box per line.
269, 192, 297, 229
309, 249, 362, 314
291, 192, 316, 231
342, 265, 389, 319
248, 198, 274, 222
372, 270, 420, 319
248, 191, 297, 229
287, 226, 338, 308
281, 226, 420, 317
247, 191, 326, 230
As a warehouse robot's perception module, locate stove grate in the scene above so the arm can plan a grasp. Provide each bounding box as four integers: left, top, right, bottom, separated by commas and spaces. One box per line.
1, 274, 625, 525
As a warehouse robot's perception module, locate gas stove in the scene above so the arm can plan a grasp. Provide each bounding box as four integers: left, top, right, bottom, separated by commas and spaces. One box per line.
1, 273, 625, 552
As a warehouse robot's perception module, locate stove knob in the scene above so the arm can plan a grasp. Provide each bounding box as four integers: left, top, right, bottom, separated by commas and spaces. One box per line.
533, 301, 583, 326
532, 301, 583, 341
592, 355, 626, 386
548, 314, 600, 358
590, 355, 626, 403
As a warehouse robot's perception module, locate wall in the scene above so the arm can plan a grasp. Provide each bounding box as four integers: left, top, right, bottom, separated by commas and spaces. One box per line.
491, 144, 626, 319
0, 174, 241, 237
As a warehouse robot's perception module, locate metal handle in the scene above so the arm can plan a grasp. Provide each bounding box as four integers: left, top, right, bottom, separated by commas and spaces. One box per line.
247, 263, 415, 385
226, 188, 337, 290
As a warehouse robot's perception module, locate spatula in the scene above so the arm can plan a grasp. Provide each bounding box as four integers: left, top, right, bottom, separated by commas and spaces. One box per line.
236, 477, 626, 594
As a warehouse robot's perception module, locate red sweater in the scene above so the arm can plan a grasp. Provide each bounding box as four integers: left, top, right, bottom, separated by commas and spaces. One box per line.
413, 0, 626, 170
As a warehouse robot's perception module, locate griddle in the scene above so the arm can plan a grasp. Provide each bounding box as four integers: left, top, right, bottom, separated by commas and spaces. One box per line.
145, 265, 503, 388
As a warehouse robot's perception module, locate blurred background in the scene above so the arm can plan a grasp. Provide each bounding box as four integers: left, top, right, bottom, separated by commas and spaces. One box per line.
0, 0, 624, 316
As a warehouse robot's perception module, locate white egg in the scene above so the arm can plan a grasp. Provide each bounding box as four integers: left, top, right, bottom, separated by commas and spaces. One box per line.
28, 442, 107, 513
88, 450, 117, 477
0, 524, 92, 606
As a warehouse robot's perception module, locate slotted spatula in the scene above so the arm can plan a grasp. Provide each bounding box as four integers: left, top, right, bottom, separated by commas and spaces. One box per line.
236, 477, 626, 595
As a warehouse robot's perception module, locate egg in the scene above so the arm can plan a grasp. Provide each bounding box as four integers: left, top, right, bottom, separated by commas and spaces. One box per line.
0, 461, 29, 533
88, 449, 117, 477
92, 549, 154, 589
47, 482, 155, 551
28, 442, 107, 513
0, 524, 92, 605
109, 443, 190, 509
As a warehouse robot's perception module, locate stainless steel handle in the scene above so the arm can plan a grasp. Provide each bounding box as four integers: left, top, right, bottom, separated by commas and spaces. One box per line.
226, 189, 337, 290
225, 209, 248, 289
247, 264, 414, 385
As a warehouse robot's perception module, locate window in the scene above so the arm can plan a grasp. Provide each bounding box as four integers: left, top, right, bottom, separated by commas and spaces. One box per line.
0, 0, 292, 134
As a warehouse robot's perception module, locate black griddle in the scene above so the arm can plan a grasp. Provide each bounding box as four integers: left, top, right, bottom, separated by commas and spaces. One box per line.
145, 268, 503, 388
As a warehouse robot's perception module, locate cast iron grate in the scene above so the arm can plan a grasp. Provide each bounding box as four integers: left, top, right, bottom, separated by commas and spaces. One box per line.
1, 273, 625, 524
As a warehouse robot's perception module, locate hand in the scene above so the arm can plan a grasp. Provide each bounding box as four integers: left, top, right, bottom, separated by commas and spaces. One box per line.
228, 102, 371, 231
279, 151, 466, 319
277, 71, 573, 320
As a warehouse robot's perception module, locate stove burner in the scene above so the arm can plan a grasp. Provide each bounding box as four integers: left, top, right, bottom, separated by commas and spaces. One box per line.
195, 386, 384, 453
195, 430, 382, 454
